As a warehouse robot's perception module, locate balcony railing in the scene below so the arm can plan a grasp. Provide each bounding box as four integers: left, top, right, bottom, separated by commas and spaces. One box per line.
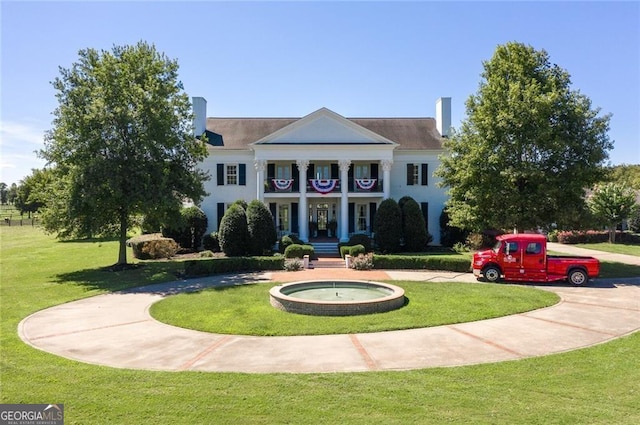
264, 178, 383, 194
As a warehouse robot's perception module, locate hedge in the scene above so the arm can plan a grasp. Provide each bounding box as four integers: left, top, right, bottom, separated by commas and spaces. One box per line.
372, 254, 471, 272
184, 256, 285, 277
556, 230, 640, 244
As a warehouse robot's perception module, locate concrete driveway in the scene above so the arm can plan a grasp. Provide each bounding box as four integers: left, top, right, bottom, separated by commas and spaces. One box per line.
19, 267, 640, 373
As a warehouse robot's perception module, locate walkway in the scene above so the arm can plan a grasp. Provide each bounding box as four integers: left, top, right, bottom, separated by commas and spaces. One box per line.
19, 262, 640, 373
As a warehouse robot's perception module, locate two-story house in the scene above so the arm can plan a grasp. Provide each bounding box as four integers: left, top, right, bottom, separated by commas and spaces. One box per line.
194, 97, 450, 245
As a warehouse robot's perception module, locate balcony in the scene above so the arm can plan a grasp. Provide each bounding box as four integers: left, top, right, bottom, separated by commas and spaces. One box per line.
264, 178, 383, 194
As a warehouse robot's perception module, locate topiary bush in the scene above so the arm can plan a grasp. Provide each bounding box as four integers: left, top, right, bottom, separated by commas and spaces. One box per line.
349, 244, 366, 257
126, 233, 179, 260
218, 204, 249, 257
373, 198, 402, 254
284, 243, 315, 259
400, 196, 430, 252
347, 234, 373, 252
246, 200, 278, 255
162, 206, 208, 251
203, 232, 220, 252
279, 234, 303, 253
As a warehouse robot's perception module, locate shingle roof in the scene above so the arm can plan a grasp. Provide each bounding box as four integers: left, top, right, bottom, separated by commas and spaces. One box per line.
205, 116, 443, 150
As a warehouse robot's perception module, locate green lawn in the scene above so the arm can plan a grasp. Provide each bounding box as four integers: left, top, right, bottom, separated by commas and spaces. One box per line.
576, 242, 640, 257
2, 226, 640, 424
151, 282, 557, 336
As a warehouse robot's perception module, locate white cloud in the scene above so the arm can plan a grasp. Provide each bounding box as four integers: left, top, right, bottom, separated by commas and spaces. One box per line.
0, 120, 48, 184
0, 121, 47, 147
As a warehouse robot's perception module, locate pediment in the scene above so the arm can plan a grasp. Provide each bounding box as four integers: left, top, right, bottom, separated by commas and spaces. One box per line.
251, 108, 398, 146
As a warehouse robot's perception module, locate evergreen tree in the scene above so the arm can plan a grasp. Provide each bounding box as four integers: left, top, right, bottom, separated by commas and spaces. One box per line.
373, 198, 402, 253
246, 200, 277, 255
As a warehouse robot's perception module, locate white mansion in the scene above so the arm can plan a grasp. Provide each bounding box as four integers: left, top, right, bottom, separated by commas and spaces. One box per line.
194, 97, 451, 245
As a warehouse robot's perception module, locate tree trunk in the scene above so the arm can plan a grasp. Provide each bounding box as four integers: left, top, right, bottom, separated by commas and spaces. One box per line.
608, 226, 616, 244
118, 211, 128, 265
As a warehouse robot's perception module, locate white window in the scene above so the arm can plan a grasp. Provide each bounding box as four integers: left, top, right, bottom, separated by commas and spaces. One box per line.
355, 164, 369, 179
315, 164, 330, 179
226, 165, 238, 185
411, 164, 419, 185
278, 205, 289, 232
357, 203, 367, 232
276, 165, 290, 179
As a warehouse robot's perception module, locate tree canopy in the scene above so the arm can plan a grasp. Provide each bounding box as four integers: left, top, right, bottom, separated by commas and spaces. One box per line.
39, 41, 209, 265
436, 42, 613, 232
588, 183, 638, 243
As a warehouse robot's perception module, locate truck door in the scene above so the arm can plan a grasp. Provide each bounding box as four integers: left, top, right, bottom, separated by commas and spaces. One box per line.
501, 241, 522, 280
522, 241, 546, 280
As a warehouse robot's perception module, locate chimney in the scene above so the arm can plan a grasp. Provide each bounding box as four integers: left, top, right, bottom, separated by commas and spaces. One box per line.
192, 97, 207, 137
436, 97, 451, 137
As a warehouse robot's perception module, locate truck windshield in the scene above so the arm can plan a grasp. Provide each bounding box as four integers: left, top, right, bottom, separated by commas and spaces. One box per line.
492, 241, 501, 253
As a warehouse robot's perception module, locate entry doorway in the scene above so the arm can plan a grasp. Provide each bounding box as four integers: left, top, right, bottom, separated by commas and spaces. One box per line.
317, 207, 328, 237
309, 202, 337, 239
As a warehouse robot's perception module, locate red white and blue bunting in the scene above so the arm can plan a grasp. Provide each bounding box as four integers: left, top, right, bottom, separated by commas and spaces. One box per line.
309, 179, 338, 194
272, 179, 294, 191
355, 178, 377, 191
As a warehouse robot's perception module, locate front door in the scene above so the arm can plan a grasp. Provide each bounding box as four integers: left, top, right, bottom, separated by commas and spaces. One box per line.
317, 207, 328, 238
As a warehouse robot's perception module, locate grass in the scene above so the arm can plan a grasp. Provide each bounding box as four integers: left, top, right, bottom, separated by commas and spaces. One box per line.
151, 282, 558, 336
2, 225, 640, 424
576, 242, 640, 257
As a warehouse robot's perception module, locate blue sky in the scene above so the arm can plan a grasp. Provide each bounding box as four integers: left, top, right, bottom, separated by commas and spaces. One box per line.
1, 1, 638, 185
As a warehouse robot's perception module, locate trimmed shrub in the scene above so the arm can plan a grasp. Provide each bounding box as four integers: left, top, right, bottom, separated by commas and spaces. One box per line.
184, 256, 284, 277
284, 243, 314, 259
339, 245, 351, 259
373, 198, 402, 254
400, 196, 430, 252
162, 206, 208, 251
347, 234, 372, 252
199, 250, 215, 258
372, 254, 471, 272
203, 232, 220, 252
218, 204, 249, 257
246, 200, 278, 255
126, 234, 179, 260
279, 234, 303, 253
556, 230, 640, 244
349, 244, 366, 257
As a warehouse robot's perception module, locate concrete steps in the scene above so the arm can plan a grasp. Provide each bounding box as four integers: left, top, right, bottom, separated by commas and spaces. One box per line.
310, 242, 339, 256
310, 257, 346, 269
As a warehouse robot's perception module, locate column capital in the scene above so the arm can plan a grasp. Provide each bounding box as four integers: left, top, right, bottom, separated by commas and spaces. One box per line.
381, 159, 394, 172
338, 160, 351, 172
296, 159, 309, 172
254, 159, 266, 172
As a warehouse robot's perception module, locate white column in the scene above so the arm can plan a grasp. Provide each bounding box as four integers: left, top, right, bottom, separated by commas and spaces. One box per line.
254, 160, 266, 202
381, 159, 393, 199
339, 159, 351, 242
296, 160, 309, 242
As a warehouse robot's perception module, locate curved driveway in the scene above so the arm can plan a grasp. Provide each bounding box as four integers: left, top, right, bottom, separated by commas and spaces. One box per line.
19, 268, 640, 373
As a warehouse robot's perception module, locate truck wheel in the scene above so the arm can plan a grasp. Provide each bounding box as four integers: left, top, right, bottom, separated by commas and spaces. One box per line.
483, 266, 501, 283
568, 269, 587, 286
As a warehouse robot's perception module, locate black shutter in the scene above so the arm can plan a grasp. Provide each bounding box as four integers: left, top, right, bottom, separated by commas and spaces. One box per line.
406, 164, 414, 185
292, 163, 299, 191
217, 164, 224, 186
269, 203, 277, 229
291, 203, 299, 234
217, 203, 225, 228
348, 164, 354, 191
369, 202, 377, 235
239, 164, 246, 186
421, 164, 428, 186
421, 202, 429, 235
331, 163, 339, 179
348, 203, 355, 234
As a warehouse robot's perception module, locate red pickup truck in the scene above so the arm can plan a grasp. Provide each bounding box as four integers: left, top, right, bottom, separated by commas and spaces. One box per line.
472, 234, 600, 285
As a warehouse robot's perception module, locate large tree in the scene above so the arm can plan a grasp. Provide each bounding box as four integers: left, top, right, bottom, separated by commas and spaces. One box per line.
436, 42, 612, 232
39, 41, 209, 266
